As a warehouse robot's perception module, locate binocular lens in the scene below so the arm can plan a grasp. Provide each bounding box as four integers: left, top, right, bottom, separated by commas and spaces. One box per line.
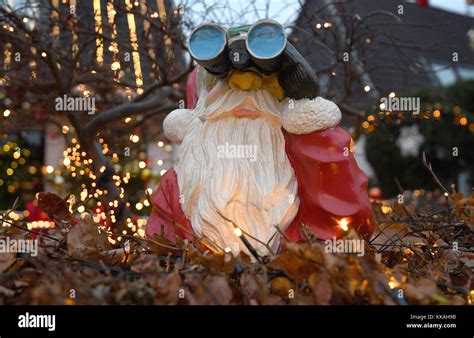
247, 21, 286, 60
189, 24, 230, 77
189, 24, 227, 61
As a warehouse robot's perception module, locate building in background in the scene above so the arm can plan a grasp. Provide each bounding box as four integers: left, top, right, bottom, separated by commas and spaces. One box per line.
292, 0, 474, 116
291, 0, 474, 194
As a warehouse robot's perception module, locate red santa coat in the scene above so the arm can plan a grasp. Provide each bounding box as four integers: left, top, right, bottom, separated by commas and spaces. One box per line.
146, 69, 376, 248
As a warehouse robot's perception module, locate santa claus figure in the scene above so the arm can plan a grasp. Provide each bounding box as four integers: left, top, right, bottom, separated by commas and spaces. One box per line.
147, 20, 375, 256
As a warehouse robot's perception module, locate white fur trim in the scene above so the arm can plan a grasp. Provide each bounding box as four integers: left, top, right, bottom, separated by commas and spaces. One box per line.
163, 108, 194, 143
281, 97, 342, 134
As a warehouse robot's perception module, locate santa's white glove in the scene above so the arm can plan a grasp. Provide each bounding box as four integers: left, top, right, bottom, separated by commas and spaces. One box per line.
163, 108, 193, 144
281, 97, 342, 134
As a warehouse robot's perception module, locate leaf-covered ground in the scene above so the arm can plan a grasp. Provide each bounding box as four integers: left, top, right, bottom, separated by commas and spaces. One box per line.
0, 190, 472, 305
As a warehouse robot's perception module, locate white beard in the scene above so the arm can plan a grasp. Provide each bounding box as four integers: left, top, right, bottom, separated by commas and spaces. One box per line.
174, 89, 299, 256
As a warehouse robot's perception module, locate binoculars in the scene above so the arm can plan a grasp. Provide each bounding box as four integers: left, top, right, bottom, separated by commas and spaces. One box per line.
188, 19, 319, 100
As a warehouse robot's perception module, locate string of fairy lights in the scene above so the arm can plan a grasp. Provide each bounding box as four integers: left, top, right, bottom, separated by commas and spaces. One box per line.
361, 93, 474, 134
0, 129, 162, 238
0, 125, 170, 241
2, 0, 176, 86
0, 140, 31, 193
53, 134, 173, 242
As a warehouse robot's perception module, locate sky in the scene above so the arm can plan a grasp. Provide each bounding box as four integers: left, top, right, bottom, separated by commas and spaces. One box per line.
430, 0, 473, 16
187, 0, 474, 26
181, 0, 302, 27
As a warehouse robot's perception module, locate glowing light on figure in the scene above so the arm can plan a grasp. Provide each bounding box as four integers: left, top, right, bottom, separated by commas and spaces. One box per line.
338, 218, 350, 232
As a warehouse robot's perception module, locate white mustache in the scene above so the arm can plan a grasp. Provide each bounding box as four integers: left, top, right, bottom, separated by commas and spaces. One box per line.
199, 87, 284, 123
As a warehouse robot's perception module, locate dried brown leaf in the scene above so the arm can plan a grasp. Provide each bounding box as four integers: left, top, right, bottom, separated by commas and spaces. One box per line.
270, 276, 294, 298
36, 192, 72, 226
203, 275, 233, 305
67, 214, 110, 260
308, 271, 333, 304
0, 252, 16, 274
267, 250, 315, 280
371, 223, 427, 251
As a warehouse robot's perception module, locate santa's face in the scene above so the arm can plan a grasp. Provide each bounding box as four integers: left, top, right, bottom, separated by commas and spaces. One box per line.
168, 69, 299, 256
